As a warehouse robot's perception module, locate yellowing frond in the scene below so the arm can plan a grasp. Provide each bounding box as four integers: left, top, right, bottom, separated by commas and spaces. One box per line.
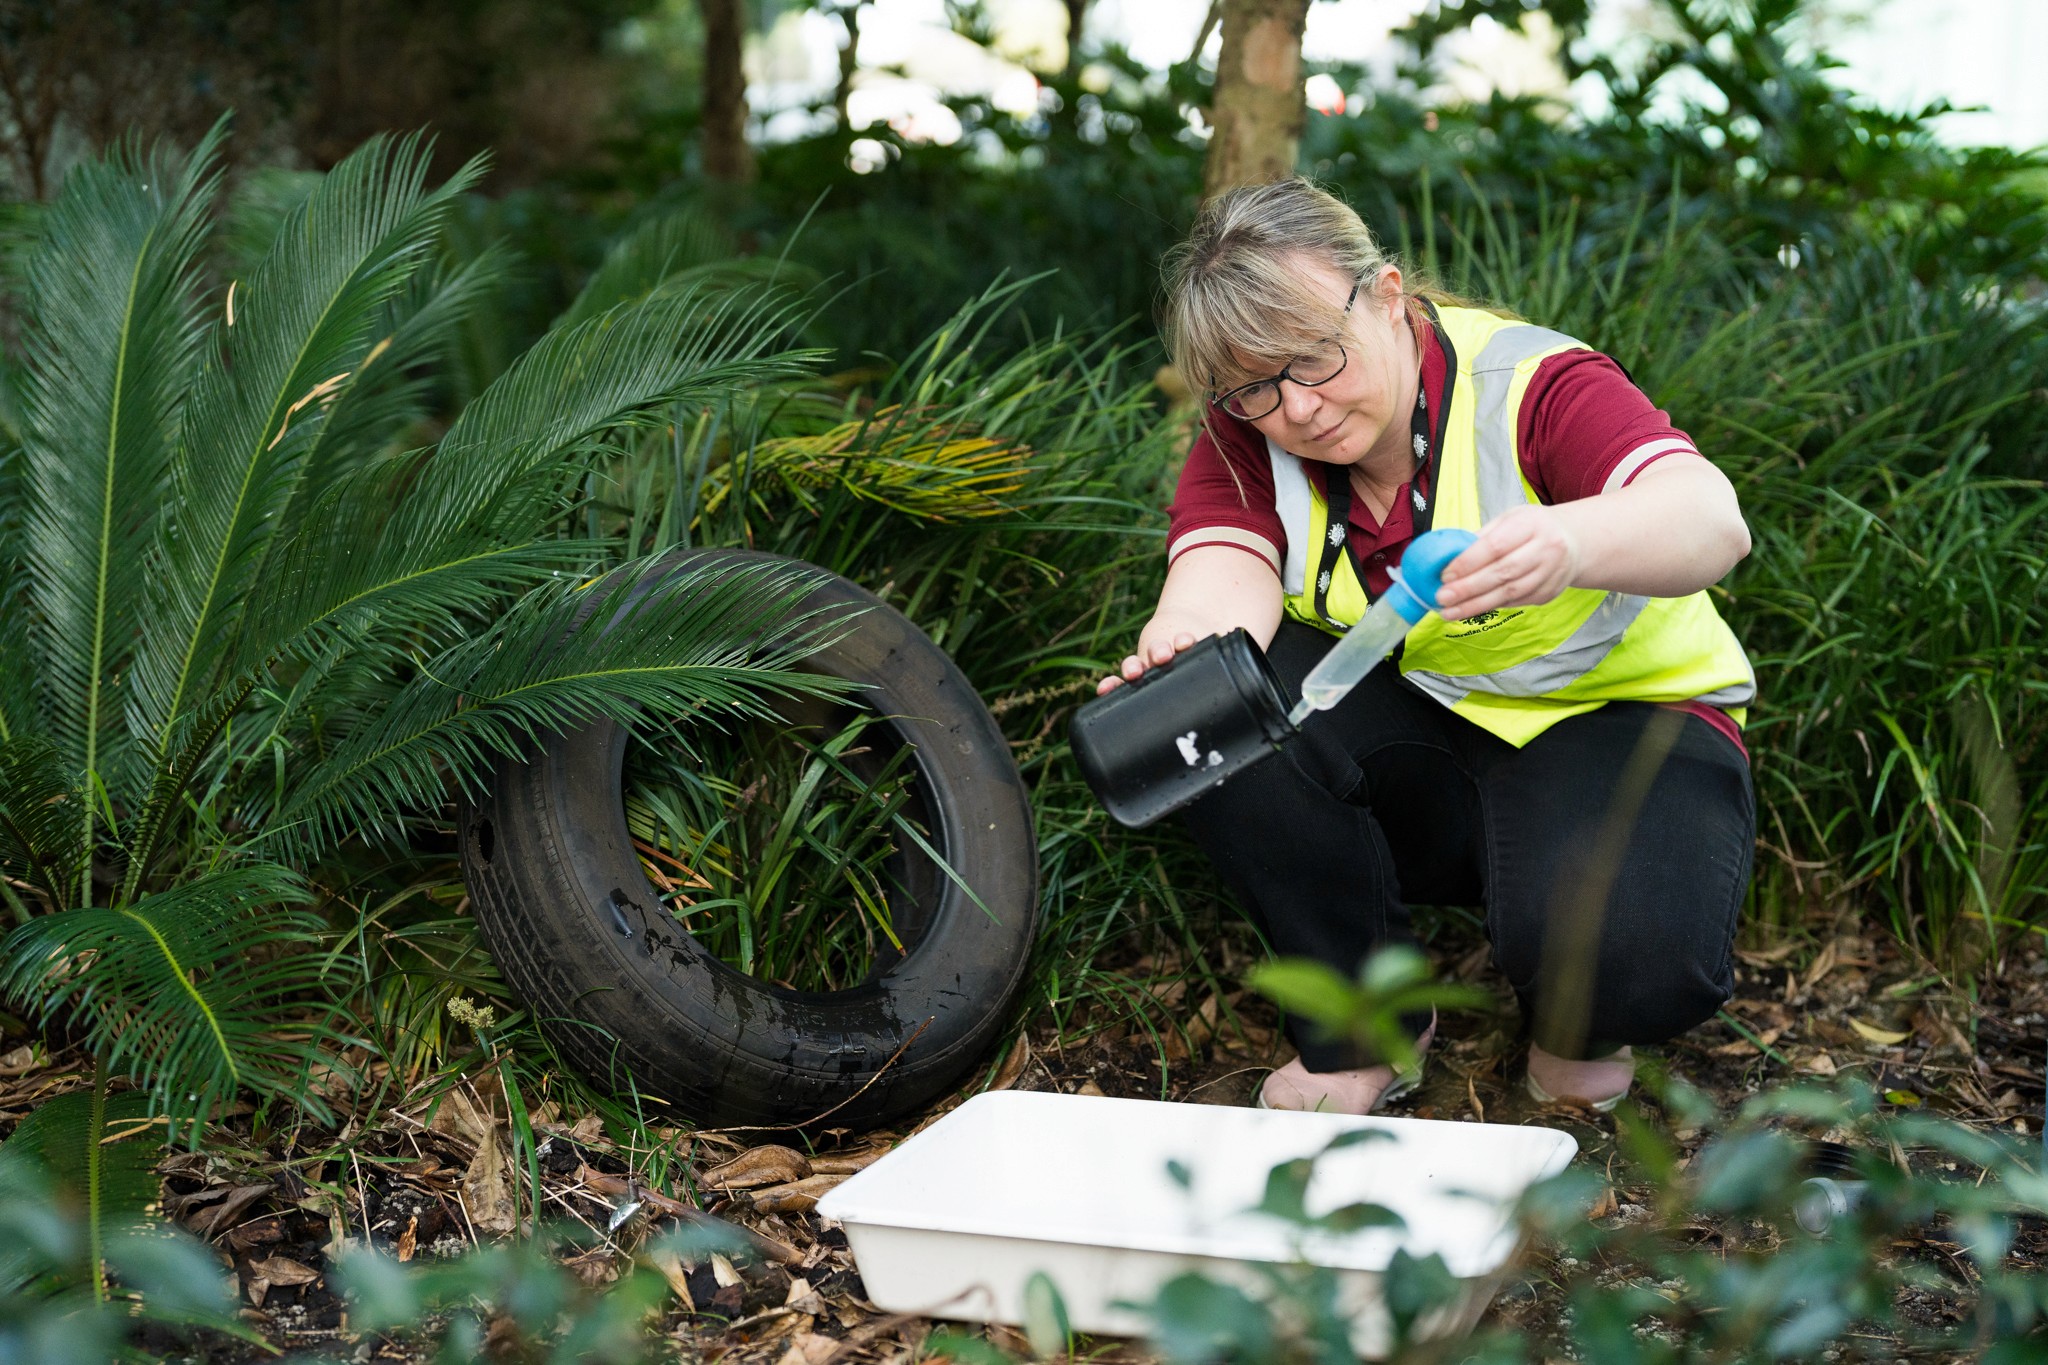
702, 406, 1030, 522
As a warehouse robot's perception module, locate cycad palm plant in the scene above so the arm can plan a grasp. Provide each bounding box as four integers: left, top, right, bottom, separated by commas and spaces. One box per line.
0, 126, 851, 1284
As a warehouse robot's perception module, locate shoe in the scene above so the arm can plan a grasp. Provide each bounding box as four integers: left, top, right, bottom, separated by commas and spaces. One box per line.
1256, 1020, 1435, 1115
1525, 1042, 1635, 1112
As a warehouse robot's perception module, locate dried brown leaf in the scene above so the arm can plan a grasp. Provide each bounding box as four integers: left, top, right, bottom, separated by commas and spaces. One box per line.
647, 1247, 696, 1310
984, 1035, 1031, 1092
809, 1149, 886, 1176
430, 1086, 498, 1147
705, 1144, 812, 1190
248, 1255, 320, 1287
462, 1135, 518, 1237
190, 1183, 276, 1239
750, 1174, 848, 1216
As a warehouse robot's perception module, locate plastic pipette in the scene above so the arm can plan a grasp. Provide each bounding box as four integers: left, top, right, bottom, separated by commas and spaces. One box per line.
1286, 528, 1477, 727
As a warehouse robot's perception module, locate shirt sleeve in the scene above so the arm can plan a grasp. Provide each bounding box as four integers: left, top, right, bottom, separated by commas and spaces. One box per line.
1165, 412, 1284, 575
1517, 350, 1702, 504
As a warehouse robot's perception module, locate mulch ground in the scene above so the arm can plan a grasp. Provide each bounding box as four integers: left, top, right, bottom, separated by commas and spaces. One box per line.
7, 907, 2045, 1361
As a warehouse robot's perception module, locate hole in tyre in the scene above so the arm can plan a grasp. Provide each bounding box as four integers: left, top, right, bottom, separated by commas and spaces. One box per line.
619, 688, 941, 996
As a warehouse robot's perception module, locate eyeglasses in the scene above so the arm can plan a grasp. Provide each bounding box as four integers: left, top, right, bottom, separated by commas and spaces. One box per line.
1212, 279, 1361, 422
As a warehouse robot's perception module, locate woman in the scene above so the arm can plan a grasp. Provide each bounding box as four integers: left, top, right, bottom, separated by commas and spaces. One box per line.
1101, 179, 1755, 1115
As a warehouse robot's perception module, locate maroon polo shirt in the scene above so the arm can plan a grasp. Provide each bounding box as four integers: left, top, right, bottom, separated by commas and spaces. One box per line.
1165, 326, 1745, 755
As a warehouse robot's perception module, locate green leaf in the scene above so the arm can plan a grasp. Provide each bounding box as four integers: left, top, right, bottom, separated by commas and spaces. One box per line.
1143, 1271, 1274, 1365
123, 132, 484, 899
1254, 1157, 1315, 1225
14, 125, 224, 896
0, 864, 341, 1136
555, 207, 814, 331
0, 1082, 159, 1302
266, 553, 858, 861
1021, 1271, 1071, 1359
924, 1331, 1017, 1365
231, 281, 822, 687
0, 737, 82, 906
1244, 959, 1357, 1029
1314, 1200, 1405, 1234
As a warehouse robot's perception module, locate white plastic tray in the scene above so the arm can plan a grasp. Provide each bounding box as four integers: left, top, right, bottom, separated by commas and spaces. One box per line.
815, 1091, 1576, 1358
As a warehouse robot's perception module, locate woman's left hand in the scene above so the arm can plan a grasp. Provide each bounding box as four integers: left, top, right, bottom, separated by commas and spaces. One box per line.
1434, 504, 1582, 620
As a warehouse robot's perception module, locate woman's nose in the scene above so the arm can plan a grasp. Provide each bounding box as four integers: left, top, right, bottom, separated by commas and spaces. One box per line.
1278, 378, 1320, 425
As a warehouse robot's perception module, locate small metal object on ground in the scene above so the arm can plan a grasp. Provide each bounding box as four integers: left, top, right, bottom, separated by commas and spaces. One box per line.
1794, 1176, 1868, 1236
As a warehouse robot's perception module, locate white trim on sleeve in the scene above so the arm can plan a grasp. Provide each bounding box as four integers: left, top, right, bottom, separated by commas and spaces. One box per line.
1166, 526, 1282, 576
1603, 437, 1699, 493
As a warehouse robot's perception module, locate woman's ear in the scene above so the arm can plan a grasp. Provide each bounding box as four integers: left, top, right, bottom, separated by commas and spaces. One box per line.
1376, 265, 1405, 322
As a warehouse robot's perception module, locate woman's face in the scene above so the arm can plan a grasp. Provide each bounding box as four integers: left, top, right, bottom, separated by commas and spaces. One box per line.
1233, 258, 1415, 469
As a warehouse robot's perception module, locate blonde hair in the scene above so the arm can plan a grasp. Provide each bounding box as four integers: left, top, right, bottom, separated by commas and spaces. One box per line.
1161, 178, 1457, 399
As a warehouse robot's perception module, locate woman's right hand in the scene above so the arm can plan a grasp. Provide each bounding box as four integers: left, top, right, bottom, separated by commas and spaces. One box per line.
1097, 629, 1199, 695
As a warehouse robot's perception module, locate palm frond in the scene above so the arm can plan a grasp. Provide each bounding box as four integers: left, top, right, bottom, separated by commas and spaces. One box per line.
708, 404, 1029, 522
0, 1088, 162, 1296
268, 243, 520, 545
227, 284, 828, 681
14, 127, 223, 893
0, 437, 31, 746
0, 864, 343, 1137
0, 738, 82, 909
123, 135, 485, 899
265, 555, 861, 862
556, 207, 812, 331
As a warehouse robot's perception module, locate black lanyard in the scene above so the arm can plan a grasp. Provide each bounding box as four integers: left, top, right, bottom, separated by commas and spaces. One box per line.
1308, 302, 1457, 631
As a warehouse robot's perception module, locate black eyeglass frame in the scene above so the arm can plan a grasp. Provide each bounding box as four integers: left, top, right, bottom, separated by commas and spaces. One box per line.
1210, 278, 1364, 422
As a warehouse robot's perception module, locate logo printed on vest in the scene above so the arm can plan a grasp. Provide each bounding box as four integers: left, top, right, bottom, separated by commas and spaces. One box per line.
1327, 523, 1346, 546
1446, 608, 1518, 636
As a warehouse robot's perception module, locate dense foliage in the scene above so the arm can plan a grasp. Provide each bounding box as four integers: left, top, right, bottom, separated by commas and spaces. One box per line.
0, 0, 2043, 1356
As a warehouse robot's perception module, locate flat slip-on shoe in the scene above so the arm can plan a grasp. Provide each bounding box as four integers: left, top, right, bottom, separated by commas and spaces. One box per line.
1254, 1020, 1436, 1115
1525, 1042, 1635, 1113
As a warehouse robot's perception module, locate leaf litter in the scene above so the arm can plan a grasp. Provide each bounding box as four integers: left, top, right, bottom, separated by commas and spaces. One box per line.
2, 910, 2044, 1360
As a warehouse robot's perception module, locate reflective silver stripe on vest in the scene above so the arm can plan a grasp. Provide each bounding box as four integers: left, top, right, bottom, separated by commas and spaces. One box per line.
1417, 591, 1648, 697
1267, 436, 1313, 597
1690, 675, 1758, 707
1470, 323, 1582, 523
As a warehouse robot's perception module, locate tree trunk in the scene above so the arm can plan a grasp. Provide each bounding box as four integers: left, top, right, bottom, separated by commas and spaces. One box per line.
834, 0, 865, 128
1201, 0, 1308, 198
698, 0, 755, 183
1062, 0, 1088, 76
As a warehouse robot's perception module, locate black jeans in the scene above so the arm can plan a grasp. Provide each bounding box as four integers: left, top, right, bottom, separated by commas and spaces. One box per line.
1184, 620, 1754, 1071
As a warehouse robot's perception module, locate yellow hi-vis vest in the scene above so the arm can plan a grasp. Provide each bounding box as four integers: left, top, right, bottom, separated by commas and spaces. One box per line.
1269, 304, 1755, 747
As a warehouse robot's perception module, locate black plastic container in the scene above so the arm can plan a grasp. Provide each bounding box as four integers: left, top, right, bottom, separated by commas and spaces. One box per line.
1069, 628, 1295, 829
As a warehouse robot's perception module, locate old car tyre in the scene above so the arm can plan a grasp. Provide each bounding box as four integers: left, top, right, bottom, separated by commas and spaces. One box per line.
459, 549, 1039, 1128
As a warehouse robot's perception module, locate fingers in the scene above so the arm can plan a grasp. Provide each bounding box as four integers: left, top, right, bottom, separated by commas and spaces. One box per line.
1439, 512, 1536, 583
1097, 632, 1200, 694
1435, 515, 1575, 619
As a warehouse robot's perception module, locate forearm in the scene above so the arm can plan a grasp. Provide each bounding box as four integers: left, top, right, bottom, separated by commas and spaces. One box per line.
1554, 457, 1751, 597
1437, 455, 1750, 620
1144, 546, 1285, 651
1101, 545, 1283, 693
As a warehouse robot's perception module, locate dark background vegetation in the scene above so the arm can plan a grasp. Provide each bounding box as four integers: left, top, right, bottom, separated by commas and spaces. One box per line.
1, 0, 2047, 1358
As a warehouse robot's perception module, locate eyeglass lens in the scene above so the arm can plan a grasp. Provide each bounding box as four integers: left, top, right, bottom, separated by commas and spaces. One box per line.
1222, 341, 1346, 419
